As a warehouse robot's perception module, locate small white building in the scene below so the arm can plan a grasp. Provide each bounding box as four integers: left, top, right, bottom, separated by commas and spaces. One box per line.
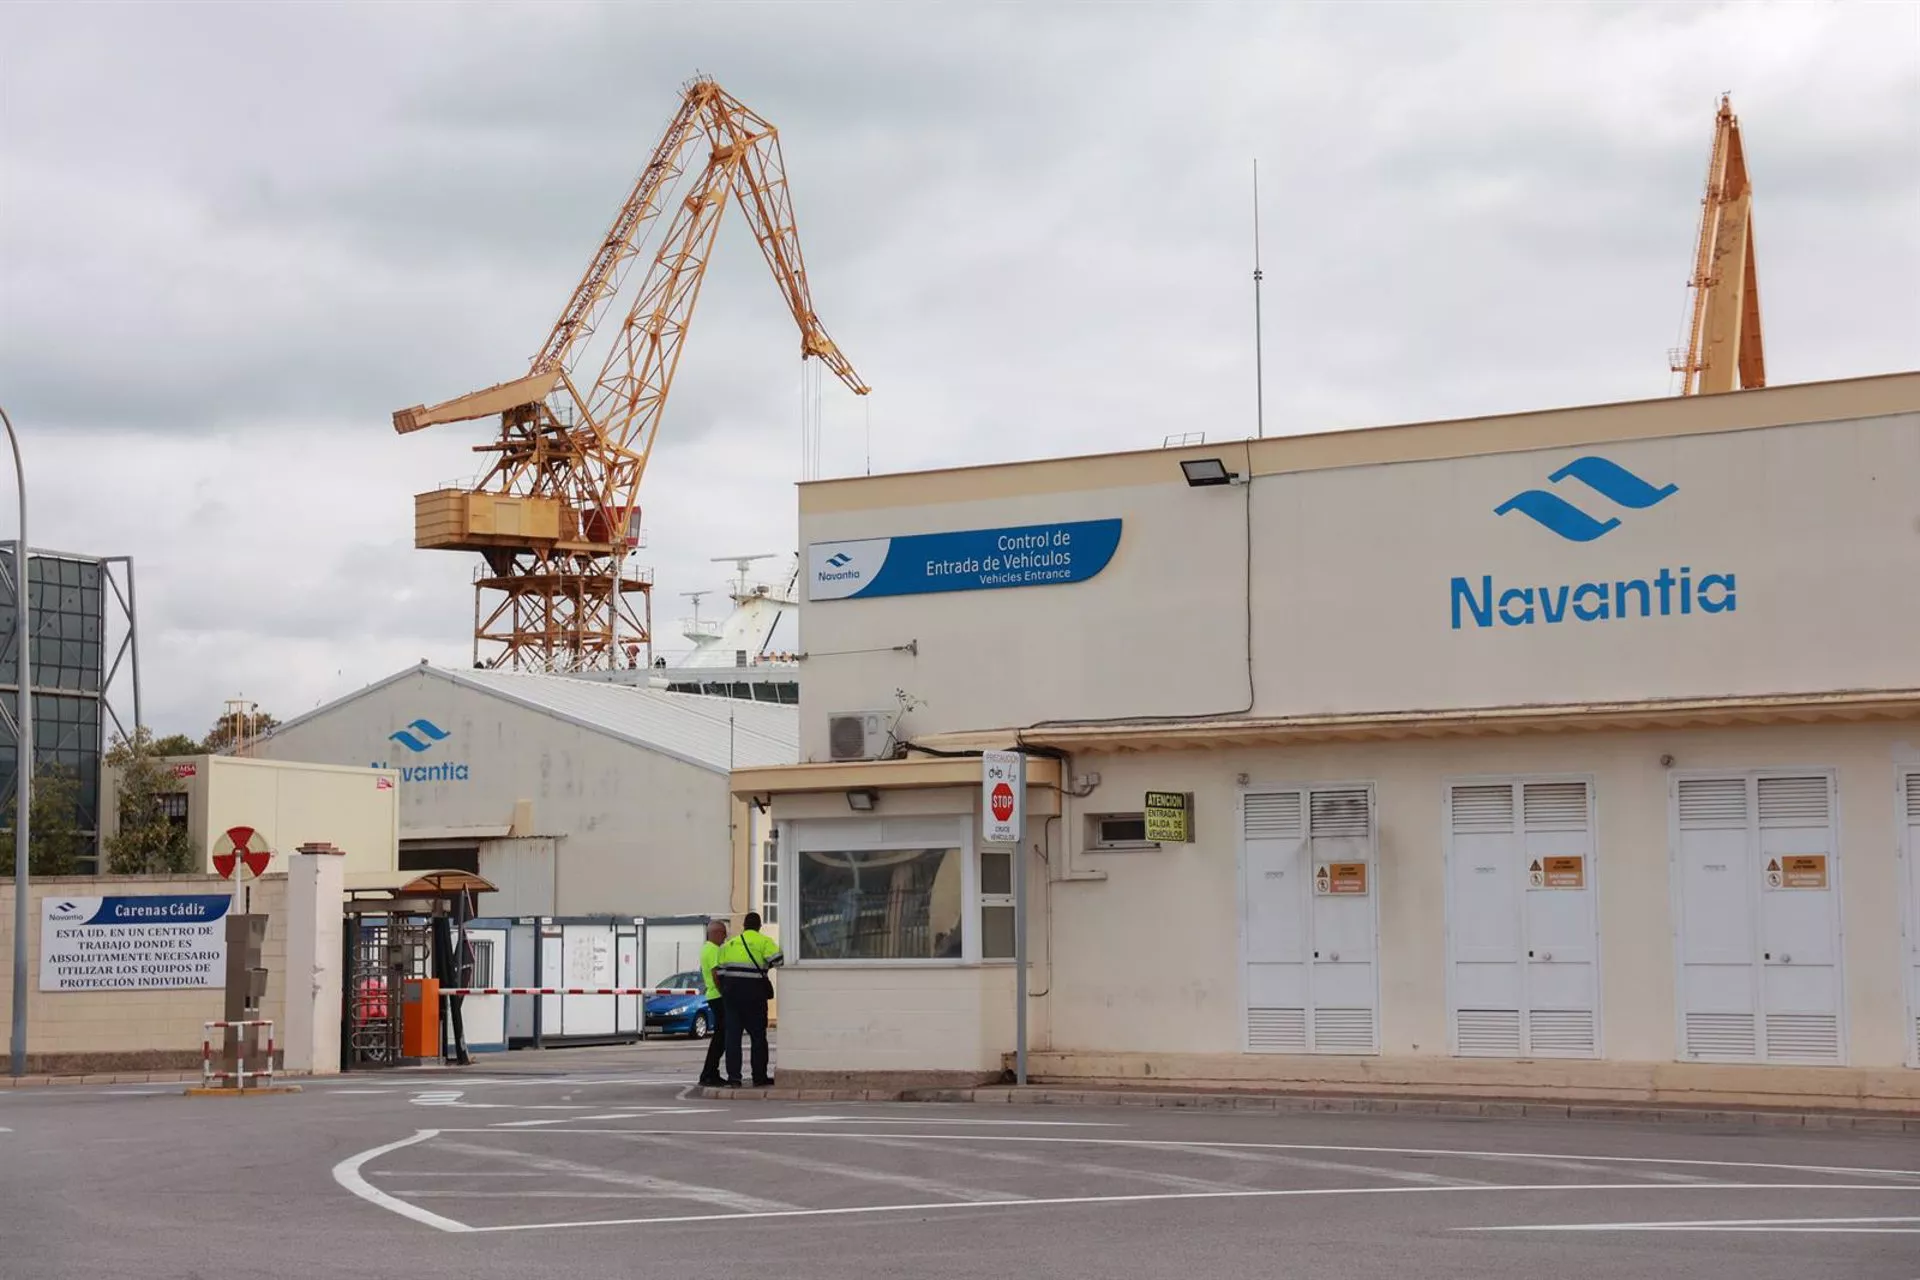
735, 371, 1920, 1111
253, 663, 797, 923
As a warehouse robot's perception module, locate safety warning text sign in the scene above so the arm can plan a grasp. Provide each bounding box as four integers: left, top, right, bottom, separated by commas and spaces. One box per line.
1315, 862, 1368, 895
1528, 856, 1586, 889
1144, 791, 1192, 843
39, 895, 230, 991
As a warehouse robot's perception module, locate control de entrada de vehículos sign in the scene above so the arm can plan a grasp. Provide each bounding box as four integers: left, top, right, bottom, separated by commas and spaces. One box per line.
39, 895, 230, 992
808, 519, 1122, 601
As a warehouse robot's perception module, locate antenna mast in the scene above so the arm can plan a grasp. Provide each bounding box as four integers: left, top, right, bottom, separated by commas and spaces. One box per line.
1252, 158, 1266, 439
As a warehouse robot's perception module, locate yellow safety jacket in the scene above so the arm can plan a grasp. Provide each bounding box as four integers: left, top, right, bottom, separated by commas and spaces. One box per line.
713, 929, 783, 983
700, 939, 722, 1001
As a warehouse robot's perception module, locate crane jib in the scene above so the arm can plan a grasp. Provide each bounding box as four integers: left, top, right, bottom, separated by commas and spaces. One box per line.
394, 76, 868, 673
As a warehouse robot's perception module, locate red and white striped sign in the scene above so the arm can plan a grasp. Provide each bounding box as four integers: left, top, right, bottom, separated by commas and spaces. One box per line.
438, 987, 702, 997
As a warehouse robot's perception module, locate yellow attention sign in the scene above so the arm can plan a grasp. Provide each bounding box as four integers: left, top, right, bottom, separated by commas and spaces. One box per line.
1144, 791, 1191, 843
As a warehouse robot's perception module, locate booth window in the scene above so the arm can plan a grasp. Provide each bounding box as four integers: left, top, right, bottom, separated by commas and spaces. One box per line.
159, 791, 189, 831
1087, 812, 1157, 851
979, 847, 1015, 959
760, 836, 779, 925
795, 846, 964, 960
467, 938, 496, 988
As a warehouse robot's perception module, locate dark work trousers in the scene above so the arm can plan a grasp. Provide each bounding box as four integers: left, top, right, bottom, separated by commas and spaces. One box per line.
699, 998, 728, 1082
719, 976, 771, 1085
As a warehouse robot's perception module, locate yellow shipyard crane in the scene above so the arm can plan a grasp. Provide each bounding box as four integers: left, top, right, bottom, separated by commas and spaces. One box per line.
395, 76, 867, 670
1671, 94, 1766, 395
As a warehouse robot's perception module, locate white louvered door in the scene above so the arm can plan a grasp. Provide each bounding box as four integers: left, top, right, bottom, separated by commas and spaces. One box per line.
1902, 772, 1919, 1067
1242, 786, 1379, 1054
1447, 783, 1524, 1056
1447, 779, 1599, 1059
1754, 776, 1842, 1062
1242, 791, 1309, 1052
1521, 782, 1600, 1056
1307, 789, 1379, 1053
1673, 772, 1843, 1065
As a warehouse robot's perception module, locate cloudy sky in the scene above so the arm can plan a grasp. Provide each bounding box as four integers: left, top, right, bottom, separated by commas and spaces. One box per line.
2, 1, 1915, 737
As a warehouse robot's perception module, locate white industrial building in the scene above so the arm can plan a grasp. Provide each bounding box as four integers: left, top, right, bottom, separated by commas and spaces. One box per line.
252, 663, 796, 924
734, 371, 1920, 1111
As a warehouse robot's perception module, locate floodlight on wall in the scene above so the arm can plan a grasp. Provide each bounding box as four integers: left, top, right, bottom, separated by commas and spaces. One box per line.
846, 788, 879, 812
1180, 457, 1242, 487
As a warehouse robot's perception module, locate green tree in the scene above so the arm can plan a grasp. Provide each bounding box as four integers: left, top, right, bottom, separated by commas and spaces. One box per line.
202, 707, 278, 754
104, 727, 197, 875
0, 762, 88, 877
148, 733, 201, 757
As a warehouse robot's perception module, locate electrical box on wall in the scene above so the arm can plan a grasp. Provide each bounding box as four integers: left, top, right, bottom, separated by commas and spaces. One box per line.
827, 710, 893, 761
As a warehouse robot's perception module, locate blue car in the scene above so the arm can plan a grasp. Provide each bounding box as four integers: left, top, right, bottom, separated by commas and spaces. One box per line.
644, 970, 712, 1038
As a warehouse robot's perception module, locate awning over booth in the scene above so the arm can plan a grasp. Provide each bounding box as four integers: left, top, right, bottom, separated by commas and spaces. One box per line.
344, 868, 497, 905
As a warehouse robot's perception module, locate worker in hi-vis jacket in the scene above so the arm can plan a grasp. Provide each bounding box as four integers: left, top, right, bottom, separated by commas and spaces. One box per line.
713, 912, 782, 1088
696, 919, 729, 1088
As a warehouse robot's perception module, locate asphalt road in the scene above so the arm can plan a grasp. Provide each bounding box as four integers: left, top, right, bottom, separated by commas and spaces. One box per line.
3, 1041, 1916, 1279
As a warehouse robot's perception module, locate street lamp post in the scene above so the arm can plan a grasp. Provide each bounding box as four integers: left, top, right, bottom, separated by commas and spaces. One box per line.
3, 405, 28, 1078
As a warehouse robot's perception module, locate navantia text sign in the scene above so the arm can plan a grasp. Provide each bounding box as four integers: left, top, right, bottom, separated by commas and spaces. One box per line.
40, 895, 230, 991
982, 750, 1026, 844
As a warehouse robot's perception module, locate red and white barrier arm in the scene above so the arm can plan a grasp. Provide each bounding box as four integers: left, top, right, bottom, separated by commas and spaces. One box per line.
438, 987, 703, 997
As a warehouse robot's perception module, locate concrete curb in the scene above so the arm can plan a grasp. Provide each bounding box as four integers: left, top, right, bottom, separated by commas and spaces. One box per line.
2, 1071, 206, 1088
697, 1084, 1920, 1132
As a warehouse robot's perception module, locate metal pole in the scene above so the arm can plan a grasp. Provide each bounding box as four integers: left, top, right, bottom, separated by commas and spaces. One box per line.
4, 405, 30, 1078
123, 557, 141, 733
1252, 158, 1266, 440
1014, 834, 1027, 1087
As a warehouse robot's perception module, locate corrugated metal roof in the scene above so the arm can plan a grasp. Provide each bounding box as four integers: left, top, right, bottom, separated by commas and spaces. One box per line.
441, 668, 798, 773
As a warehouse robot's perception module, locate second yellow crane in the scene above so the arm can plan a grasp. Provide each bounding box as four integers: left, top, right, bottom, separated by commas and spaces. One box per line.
1671, 94, 1766, 396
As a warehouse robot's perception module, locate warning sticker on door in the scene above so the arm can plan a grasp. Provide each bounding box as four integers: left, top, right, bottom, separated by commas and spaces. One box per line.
1315, 862, 1367, 895
1765, 855, 1827, 890
1528, 856, 1585, 889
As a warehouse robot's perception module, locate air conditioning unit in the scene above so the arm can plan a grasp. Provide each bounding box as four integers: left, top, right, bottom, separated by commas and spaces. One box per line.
827, 710, 893, 761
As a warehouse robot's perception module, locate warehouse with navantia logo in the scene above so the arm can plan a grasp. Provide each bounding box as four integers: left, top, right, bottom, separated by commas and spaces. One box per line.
735, 371, 1920, 1111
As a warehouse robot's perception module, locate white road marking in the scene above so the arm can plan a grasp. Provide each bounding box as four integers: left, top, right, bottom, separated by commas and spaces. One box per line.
625, 1132, 1028, 1204
431, 1137, 798, 1214
459, 1181, 1920, 1235
403, 1190, 756, 1200
328, 1089, 395, 1096
1463, 1214, 1920, 1235
1157, 1142, 1486, 1188
330, 1130, 474, 1234
433, 1127, 1920, 1183
1435, 1151, 1717, 1186
745, 1115, 1121, 1128
371, 1171, 546, 1178
0, 1127, 11, 1133
490, 1111, 725, 1127
857, 1134, 1289, 1196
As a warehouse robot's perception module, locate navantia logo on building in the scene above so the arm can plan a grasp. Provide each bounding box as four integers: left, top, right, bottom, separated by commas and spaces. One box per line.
1452, 455, 1737, 630
369, 717, 471, 782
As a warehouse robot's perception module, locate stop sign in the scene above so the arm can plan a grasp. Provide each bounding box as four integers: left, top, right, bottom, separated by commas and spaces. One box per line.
990, 781, 1015, 823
